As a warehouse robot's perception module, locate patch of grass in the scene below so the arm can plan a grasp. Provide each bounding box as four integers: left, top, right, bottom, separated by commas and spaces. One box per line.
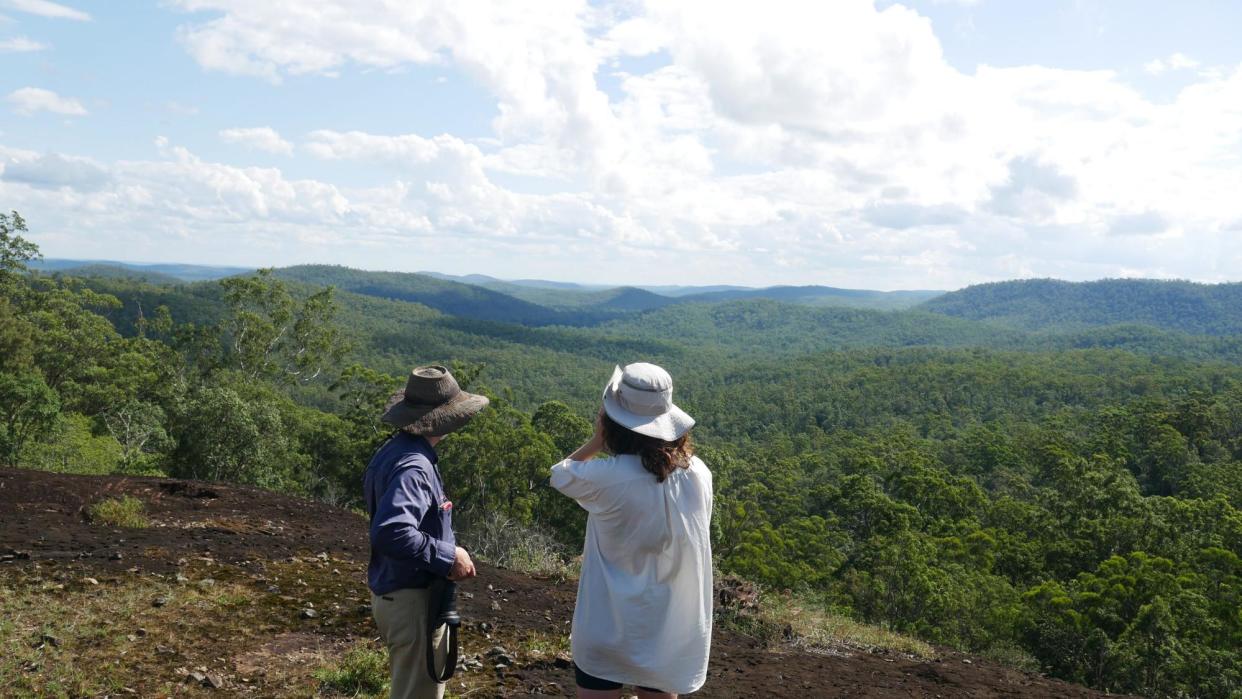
87, 495, 148, 528
757, 592, 936, 659
314, 643, 389, 698
458, 512, 578, 579
714, 581, 934, 660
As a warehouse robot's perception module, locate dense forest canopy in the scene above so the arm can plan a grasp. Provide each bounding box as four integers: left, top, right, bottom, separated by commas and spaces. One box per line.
3, 212, 1241, 698
924, 278, 1242, 335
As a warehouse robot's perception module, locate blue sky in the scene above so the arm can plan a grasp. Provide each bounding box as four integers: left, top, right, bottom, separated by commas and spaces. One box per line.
2, 0, 1241, 289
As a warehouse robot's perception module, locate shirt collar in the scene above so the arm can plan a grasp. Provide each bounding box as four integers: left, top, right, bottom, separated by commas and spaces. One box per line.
402, 432, 439, 464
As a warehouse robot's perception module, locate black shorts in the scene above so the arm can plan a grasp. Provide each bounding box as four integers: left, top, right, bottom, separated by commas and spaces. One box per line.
574, 662, 663, 693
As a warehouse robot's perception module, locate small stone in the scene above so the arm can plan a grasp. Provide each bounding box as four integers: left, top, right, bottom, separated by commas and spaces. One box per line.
157, 644, 175, 655
300, 608, 319, 619
152, 596, 170, 608
197, 578, 216, 589
962, 659, 973, 665
37, 633, 61, 648
316, 552, 329, 561
461, 591, 474, 600
479, 622, 493, 633
205, 672, 224, 688
175, 574, 189, 584
110, 552, 123, 561
82, 577, 99, 585
266, 585, 280, 594
490, 600, 502, 611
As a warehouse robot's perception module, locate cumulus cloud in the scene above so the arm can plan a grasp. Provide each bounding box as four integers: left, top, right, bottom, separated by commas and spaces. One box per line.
3, 0, 89, 21
6, 86, 87, 116
219, 126, 293, 155
11, 0, 1242, 287
0, 151, 109, 191
0, 35, 45, 51
986, 157, 1077, 220
1145, 52, 1199, 75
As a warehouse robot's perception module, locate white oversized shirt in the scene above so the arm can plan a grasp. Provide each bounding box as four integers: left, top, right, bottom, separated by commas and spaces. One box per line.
550, 453, 713, 694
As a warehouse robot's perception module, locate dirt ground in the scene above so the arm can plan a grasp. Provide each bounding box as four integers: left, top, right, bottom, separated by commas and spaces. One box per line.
0, 467, 1136, 698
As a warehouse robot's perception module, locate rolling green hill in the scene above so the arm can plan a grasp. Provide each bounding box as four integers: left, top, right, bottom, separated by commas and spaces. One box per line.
923, 278, 1242, 335
272, 265, 614, 326
32, 258, 251, 281
677, 285, 942, 309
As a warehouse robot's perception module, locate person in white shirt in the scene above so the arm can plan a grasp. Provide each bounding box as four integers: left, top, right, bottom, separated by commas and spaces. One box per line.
550, 363, 713, 698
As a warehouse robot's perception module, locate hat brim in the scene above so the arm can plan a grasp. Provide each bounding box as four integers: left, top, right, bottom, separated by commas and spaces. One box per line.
382, 390, 490, 436
602, 365, 695, 441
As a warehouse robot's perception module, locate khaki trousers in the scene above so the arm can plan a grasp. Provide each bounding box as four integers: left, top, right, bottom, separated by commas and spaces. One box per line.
372, 588, 447, 699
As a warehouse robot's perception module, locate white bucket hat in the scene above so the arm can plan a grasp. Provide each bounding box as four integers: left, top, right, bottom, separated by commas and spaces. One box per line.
602, 362, 695, 441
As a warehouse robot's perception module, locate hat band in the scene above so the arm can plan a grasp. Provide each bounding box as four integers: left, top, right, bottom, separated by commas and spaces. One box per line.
615, 385, 671, 417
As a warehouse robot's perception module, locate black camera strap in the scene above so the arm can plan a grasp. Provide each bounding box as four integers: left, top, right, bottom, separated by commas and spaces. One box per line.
426, 578, 461, 683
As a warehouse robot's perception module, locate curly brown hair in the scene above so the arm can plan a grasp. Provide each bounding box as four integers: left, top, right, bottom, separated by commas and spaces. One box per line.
600, 412, 693, 482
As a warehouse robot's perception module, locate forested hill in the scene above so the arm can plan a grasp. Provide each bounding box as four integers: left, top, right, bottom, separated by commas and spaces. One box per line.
272, 264, 614, 326
923, 278, 1242, 335
675, 285, 942, 309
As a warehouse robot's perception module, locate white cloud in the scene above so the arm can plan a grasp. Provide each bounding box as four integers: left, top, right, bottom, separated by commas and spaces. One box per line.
219, 126, 293, 155
11, 0, 1242, 287
6, 86, 87, 116
0, 35, 46, 52
1145, 52, 1200, 75
0, 151, 109, 191
3, 0, 89, 21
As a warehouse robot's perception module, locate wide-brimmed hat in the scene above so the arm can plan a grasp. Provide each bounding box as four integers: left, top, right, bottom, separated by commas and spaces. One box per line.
602, 362, 694, 441
382, 366, 489, 436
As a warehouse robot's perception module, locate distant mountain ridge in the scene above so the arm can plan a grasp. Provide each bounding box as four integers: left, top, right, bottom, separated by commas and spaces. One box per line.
422, 270, 941, 311
32, 258, 252, 282
923, 278, 1242, 335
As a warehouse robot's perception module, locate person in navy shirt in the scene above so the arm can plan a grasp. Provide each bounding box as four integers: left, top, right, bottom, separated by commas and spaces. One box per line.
365, 365, 488, 699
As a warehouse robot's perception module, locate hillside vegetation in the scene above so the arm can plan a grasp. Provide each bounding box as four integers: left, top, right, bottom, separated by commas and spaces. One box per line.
924, 278, 1242, 335
2, 212, 1241, 698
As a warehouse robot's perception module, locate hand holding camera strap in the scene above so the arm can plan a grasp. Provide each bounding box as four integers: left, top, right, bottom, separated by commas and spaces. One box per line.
426, 578, 461, 683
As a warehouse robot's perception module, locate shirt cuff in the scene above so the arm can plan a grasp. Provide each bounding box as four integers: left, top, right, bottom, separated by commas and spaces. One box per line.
430, 537, 456, 576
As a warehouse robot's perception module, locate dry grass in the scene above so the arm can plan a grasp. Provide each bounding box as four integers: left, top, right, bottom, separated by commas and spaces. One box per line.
87, 495, 149, 528
715, 582, 935, 660
757, 592, 935, 659
458, 512, 579, 580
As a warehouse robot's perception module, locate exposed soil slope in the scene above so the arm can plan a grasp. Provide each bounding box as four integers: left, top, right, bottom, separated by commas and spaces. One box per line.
0, 468, 1134, 698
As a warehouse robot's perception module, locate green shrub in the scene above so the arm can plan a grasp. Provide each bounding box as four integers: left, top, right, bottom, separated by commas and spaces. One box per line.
87, 495, 148, 528
314, 644, 388, 698
21, 413, 123, 475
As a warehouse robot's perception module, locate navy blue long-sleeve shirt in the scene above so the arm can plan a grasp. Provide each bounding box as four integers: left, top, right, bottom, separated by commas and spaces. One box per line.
364, 433, 457, 595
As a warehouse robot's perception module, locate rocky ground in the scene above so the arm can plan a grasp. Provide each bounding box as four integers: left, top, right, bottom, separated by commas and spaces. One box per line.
0, 467, 1137, 698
